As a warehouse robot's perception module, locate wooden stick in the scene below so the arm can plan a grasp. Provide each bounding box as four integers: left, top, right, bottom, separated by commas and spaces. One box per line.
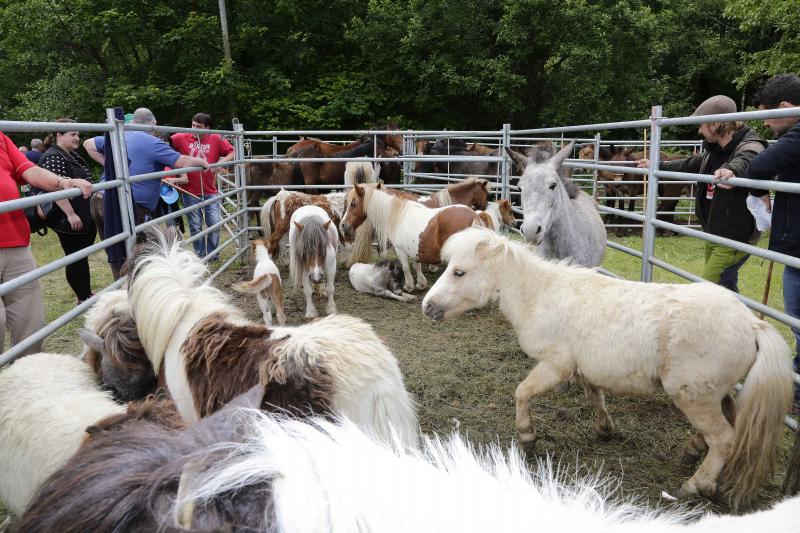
162, 180, 201, 200
758, 260, 775, 320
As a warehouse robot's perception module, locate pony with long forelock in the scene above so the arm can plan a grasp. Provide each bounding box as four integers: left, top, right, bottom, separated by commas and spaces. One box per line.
341, 182, 482, 291
23, 394, 800, 532
422, 227, 794, 508
78, 289, 156, 402
126, 228, 418, 447
509, 141, 607, 267
232, 238, 286, 326
289, 204, 339, 318
0, 353, 125, 517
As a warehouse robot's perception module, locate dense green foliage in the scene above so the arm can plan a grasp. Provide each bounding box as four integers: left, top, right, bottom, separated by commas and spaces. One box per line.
0, 0, 793, 131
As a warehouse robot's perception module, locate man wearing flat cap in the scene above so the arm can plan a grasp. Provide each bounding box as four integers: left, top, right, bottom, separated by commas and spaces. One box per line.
638, 95, 767, 292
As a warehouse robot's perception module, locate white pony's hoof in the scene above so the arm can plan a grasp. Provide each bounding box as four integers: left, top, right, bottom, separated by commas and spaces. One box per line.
305, 308, 319, 319
326, 302, 337, 315
415, 279, 428, 290
404, 283, 415, 293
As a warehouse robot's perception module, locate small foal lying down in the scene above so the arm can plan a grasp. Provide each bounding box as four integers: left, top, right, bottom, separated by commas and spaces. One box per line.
349, 259, 416, 302
232, 238, 286, 326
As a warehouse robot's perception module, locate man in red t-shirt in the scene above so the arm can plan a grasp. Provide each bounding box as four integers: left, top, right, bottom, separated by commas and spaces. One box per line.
0, 131, 92, 356
171, 113, 234, 261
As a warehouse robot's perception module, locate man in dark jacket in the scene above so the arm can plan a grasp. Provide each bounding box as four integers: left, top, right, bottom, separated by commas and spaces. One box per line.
719, 74, 800, 413
639, 95, 767, 292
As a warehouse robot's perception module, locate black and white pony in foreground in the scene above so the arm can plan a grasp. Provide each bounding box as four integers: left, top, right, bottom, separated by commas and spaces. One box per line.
18, 386, 800, 532
510, 141, 607, 267
422, 228, 793, 508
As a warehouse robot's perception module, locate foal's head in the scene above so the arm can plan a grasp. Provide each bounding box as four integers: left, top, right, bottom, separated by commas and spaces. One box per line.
422, 228, 506, 322
293, 216, 332, 284
517, 141, 577, 245
497, 199, 517, 227
340, 182, 381, 240
454, 178, 490, 211
375, 258, 404, 295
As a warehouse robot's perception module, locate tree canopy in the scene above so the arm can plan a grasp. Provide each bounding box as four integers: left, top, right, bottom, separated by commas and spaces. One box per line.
0, 0, 791, 133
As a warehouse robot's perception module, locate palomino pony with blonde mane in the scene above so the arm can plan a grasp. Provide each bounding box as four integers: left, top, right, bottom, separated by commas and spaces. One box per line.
340, 182, 481, 292
126, 229, 418, 448
422, 228, 794, 507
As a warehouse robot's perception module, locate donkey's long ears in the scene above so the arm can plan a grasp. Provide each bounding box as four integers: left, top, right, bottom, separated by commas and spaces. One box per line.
551, 140, 575, 169
504, 147, 528, 172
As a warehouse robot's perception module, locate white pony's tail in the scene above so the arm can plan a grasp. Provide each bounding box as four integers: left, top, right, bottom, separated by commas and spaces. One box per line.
128, 231, 231, 373
268, 314, 419, 450
721, 318, 794, 508
232, 274, 272, 294
260, 193, 280, 238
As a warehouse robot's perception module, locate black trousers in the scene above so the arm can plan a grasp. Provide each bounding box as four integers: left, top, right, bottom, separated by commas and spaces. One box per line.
55, 227, 97, 301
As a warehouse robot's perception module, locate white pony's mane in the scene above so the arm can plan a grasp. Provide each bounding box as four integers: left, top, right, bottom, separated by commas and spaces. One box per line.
432, 188, 452, 207
364, 186, 411, 252
177, 412, 704, 533
128, 232, 239, 373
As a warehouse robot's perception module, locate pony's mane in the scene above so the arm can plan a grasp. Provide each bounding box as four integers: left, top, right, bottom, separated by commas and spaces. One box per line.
127, 231, 237, 373
289, 215, 331, 288
364, 186, 409, 252
179, 413, 696, 532
432, 188, 452, 207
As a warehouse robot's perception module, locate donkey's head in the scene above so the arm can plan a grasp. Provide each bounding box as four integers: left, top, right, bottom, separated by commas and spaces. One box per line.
517, 141, 577, 245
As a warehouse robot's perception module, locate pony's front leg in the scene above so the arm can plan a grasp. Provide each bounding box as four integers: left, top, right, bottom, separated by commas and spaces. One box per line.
395, 249, 415, 293
413, 261, 428, 290
514, 360, 572, 453
324, 246, 337, 315
302, 276, 318, 319
374, 289, 415, 302
256, 290, 273, 326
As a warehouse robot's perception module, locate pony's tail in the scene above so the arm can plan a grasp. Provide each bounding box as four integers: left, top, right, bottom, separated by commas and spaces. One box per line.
260, 194, 279, 238
232, 274, 272, 294
721, 319, 794, 508
348, 219, 375, 266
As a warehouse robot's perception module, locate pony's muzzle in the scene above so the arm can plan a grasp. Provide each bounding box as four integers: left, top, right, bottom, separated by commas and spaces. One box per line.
422, 302, 445, 322
340, 222, 354, 241
309, 272, 323, 284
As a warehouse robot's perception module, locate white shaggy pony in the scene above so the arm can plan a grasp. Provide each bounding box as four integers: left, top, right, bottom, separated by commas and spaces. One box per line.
177, 412, 800, 533
0, 353, 125, 516
422, 228, 793, 507
232, 238, 286, 326
289, 204, 339, 318
127, 230, 419, 449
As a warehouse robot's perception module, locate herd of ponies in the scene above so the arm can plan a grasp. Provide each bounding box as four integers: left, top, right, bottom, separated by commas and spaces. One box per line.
1, 143, 799, 531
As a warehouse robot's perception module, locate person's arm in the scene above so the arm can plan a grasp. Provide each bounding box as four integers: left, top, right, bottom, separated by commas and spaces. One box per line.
164, 173, 189, 186
212, 152, 235, 175
636, 155, 701, 174
174, 154, 209, 170
38, 154, 84, 229
83, 137, 105, 165
714, 140, 766, 190
21, 166, 93, 198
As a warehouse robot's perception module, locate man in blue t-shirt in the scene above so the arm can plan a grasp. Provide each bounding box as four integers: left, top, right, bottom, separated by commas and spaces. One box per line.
84, 108, 207, 218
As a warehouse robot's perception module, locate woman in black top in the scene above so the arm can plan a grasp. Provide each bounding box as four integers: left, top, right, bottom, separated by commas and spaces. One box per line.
39, 118, 96, 303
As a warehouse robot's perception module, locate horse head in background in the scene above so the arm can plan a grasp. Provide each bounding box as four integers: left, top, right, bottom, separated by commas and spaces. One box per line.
511, 141, 607, 267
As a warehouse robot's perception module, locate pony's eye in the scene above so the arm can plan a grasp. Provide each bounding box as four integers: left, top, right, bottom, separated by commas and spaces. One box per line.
453, 269, 465, 277
548, 182, 556, 190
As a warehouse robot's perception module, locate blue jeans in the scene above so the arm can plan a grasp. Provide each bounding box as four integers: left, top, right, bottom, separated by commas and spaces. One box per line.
784, 265, 800, 403
182, 193, 221, 261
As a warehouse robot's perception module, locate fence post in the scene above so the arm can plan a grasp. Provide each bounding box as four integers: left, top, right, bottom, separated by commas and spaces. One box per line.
272, 135, 278, 158
592, 132, 600, 199
232, 120, 249, 260
501, 123, 511, 201
106, 108, 136, 255
403, 131, 412, 186
641, 105, 662, 282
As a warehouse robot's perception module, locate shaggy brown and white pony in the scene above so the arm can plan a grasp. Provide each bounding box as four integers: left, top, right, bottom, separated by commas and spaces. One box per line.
422, 228, 794, 507
232, 238, 286, 326
260, 189, 346, 259
0, 353, 125, 516
79, 289, 156, 403
127, 230, 418, 448
289, 205, 339, 318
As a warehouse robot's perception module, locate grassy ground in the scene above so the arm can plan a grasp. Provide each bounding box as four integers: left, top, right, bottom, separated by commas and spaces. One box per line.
0, 227, 796, 524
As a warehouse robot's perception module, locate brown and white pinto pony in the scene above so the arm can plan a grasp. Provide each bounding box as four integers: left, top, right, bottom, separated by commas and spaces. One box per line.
232, 238, 286, 326
260, 189, 346, 258
126, 230, 418, 448
476, 199, 517, 231
0, 352, 125, 517
340, 182, 481, 292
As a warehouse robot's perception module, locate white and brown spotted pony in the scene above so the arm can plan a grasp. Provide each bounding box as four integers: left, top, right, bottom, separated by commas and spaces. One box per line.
232, 238, 286, 326
340, 182, 481, 292
126, 229, 418, 448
